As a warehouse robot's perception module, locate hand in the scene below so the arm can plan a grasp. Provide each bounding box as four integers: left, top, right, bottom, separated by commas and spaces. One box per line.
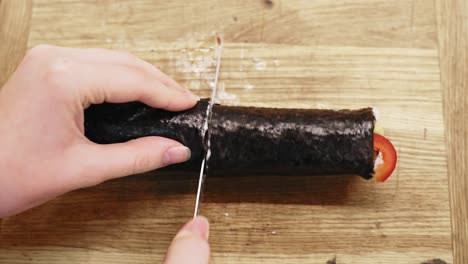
0, 45, 199, 217
164, 216, 211, 264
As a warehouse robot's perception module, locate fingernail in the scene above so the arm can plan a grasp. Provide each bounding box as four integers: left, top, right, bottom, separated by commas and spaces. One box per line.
180, 85, 199, 101
175, 216, 210, 241
185, 90, 200, 101
163, 146, 191, 165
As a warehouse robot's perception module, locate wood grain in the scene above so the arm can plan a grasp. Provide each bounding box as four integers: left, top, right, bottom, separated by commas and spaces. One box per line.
0, 0, 32, 87
436, 0, 468, 263
0, 0, 455, 263
28, 0, 437, 49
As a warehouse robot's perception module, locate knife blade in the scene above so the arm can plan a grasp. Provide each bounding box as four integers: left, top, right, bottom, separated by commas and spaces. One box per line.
193, 34, 223, 218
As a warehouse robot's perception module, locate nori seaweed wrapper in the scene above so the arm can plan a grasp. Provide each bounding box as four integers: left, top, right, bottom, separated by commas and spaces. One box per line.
85, 99, 375, 179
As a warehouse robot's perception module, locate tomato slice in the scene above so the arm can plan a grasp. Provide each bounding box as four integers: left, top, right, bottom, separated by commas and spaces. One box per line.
373, 134, 397, 182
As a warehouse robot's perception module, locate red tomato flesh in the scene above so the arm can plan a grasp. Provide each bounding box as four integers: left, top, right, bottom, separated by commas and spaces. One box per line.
373, 134, 397, 182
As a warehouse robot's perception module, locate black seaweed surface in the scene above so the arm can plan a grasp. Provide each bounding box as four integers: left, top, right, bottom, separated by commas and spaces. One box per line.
85, 99, 375, 178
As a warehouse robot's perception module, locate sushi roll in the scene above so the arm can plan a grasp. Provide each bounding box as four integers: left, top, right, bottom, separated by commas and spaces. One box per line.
84, 99, 397, 181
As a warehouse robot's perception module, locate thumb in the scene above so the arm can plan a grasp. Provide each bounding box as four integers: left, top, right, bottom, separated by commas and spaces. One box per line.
72, 136, 191, 188
164, 216, 211, 264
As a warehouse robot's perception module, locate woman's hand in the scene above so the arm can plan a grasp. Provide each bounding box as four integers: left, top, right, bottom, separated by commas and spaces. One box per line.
0, 45, 199, 217
164, 216, 211, 264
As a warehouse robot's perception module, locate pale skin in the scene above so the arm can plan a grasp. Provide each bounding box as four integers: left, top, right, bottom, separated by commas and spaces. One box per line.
0, 45, 210, 264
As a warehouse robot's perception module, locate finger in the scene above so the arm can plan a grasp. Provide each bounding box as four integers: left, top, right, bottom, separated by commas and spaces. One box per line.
164, 216, 210, 264
70, 136, 191, 188
38, 45, 188, 93
45, 58, 198, 111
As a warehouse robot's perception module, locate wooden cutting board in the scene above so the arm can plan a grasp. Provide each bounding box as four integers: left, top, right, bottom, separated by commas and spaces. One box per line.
0, 0, 454, 263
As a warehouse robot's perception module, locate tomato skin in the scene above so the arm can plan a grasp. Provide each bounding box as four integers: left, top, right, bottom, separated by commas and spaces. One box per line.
373, 134, 397, 182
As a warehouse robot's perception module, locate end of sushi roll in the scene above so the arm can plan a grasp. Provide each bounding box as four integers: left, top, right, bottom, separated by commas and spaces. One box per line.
372, 134, 397, 182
